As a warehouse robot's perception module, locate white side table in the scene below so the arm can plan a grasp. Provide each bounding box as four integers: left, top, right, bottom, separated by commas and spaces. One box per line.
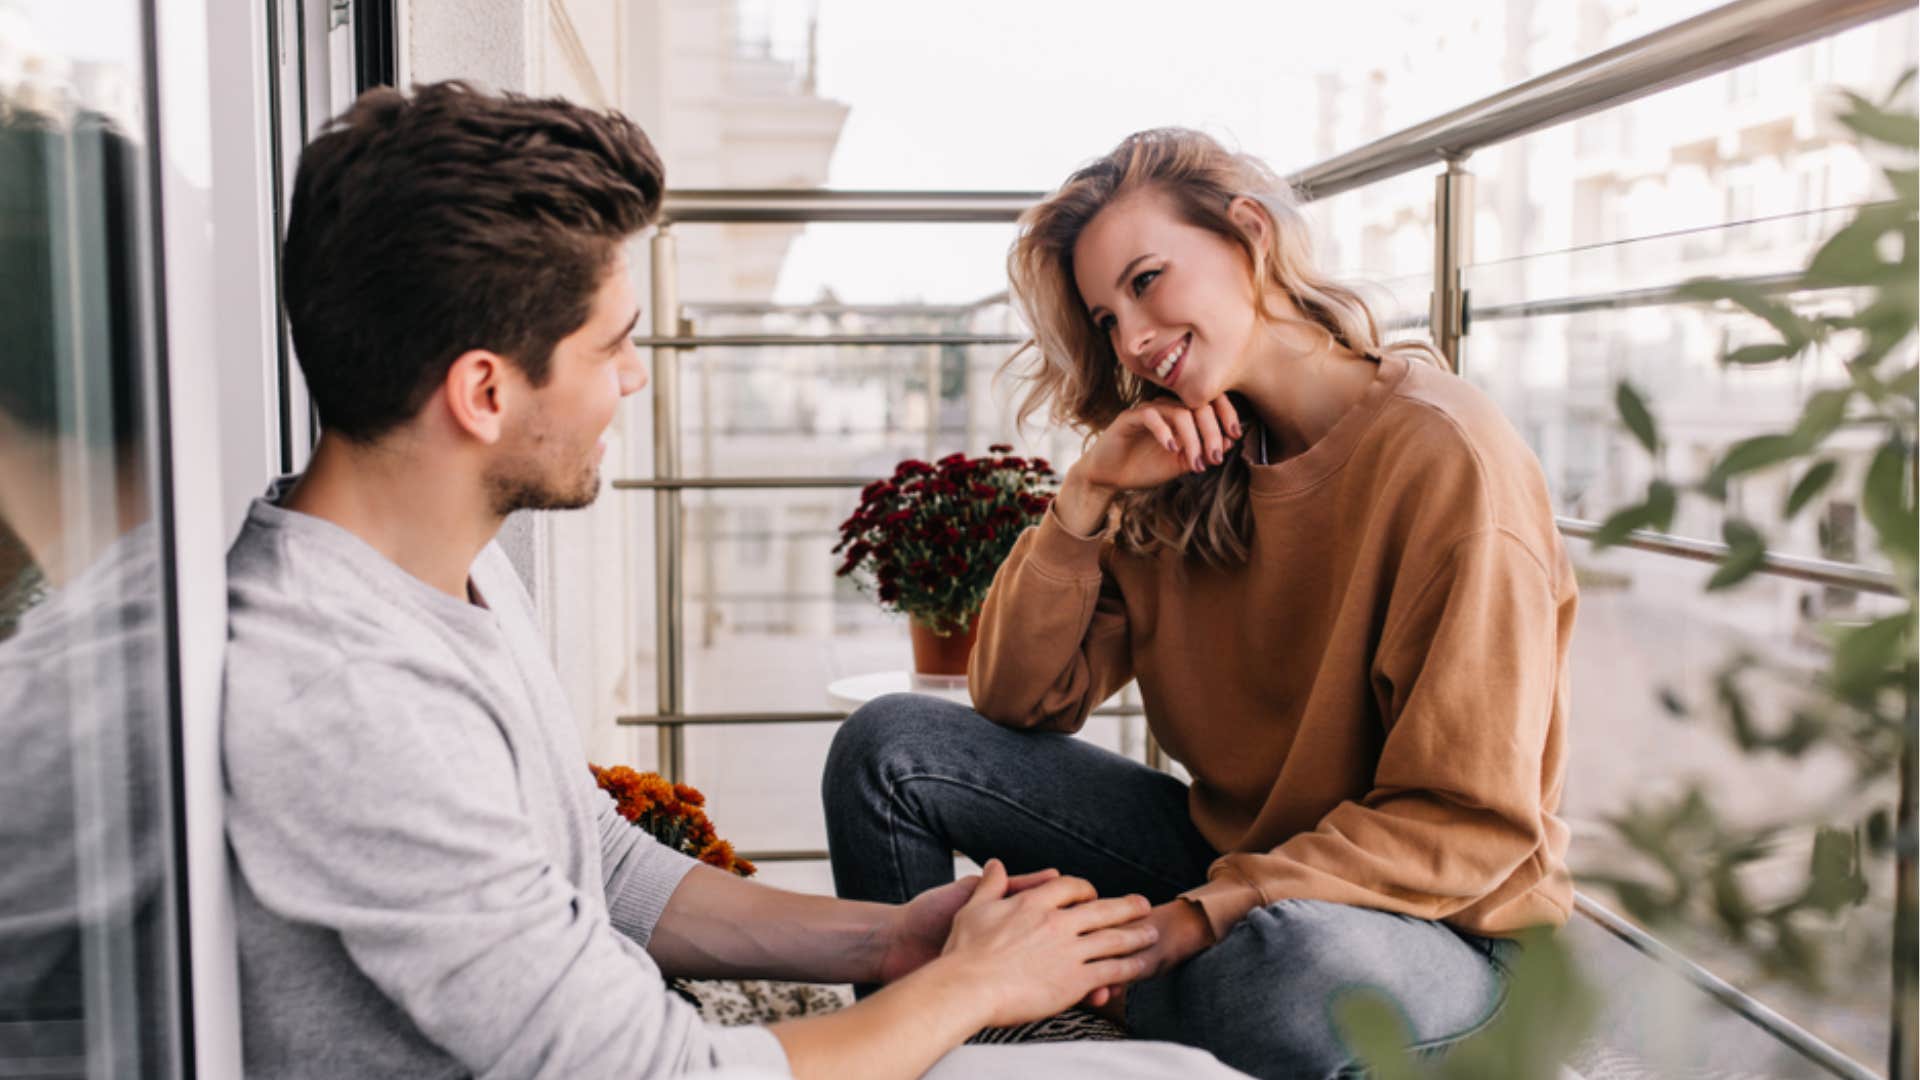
826, 670, 971, 711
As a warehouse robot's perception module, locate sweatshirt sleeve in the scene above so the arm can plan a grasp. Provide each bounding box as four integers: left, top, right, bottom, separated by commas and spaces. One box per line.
225, 661, 789, 1080
967, 504, 1133, 733
1183, 528, 1569, 938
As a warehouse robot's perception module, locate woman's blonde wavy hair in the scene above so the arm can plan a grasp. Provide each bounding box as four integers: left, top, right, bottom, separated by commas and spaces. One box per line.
1005, 127, 1442, 568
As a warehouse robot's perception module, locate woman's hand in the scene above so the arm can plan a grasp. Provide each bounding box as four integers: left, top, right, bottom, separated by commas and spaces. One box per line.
933, 859, 1158, 1029
1086, 898, 1216, 1026
874, 867, 1063, 985
1054, 396, 1242, 535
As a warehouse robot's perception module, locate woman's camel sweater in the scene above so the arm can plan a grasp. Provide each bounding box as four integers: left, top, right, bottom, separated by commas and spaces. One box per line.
969, 352, 1576, 941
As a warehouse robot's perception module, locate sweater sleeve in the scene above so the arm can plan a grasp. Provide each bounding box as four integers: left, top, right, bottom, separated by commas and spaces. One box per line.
967, 505, 1133, 733
596, 790, 702, 949
225, 661, 789, 1080
1183, 528, 1567, 938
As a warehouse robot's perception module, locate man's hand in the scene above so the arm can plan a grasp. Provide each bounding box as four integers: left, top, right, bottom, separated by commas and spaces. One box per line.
875, 867, 1063, 985
1087, 898, 1215, 1025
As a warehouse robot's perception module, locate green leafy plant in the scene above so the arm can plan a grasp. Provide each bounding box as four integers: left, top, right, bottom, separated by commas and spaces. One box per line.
1341, 71, 1916, 1080
1588, 68, 1917, 1073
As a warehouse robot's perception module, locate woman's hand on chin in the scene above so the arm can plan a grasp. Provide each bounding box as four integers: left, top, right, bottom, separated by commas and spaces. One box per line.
1055, 396, 1243, 534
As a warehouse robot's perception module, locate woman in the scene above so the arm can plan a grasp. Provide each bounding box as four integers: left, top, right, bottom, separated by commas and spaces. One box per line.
824, 128, 1575, 1079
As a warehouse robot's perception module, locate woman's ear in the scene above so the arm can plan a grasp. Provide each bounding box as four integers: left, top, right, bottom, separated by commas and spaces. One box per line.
1226, 196, 1272, 251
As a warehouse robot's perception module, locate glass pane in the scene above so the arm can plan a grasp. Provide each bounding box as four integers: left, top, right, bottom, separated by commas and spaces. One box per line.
0, 4, 185, 1076
1463, 206, 1892, 566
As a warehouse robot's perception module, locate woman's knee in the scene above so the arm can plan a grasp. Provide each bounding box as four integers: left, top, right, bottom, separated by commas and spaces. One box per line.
1130, 901, 1504, 1079
823, 693, 981, 805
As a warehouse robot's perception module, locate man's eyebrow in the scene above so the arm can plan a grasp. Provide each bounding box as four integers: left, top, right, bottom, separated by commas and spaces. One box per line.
604, 309, 642, 350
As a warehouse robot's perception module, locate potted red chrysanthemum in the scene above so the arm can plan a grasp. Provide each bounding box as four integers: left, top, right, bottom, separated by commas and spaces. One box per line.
833, 445, 1056, 676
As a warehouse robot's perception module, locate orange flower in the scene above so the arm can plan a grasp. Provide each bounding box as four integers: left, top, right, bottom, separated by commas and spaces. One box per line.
590, 764, 753, 877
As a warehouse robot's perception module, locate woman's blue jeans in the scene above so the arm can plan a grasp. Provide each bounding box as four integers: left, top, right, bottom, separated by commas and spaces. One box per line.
822, 693, 1517, 1080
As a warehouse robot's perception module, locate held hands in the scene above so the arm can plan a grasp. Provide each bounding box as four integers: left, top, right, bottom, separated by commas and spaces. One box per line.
1055, 396, 1243, 535
876, 866, 1065, 986
934, 859, 1158, 1029
1086, 898, 1216, 1023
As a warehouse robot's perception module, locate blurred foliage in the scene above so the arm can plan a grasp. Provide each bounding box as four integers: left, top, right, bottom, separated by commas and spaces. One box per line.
1589, 69, 1917, 996
1337, 930, 1598, 1080
1342, 70, 1916, 1078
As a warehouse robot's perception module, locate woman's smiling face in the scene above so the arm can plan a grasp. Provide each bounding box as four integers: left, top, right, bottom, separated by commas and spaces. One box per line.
1072, 185, 1265, 410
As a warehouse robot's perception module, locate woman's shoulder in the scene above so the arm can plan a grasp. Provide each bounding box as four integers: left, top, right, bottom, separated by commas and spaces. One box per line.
1367, 362, 1537, 477
1359, 360, 1559, 537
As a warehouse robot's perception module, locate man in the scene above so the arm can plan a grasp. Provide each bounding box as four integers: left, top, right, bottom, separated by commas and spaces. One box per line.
223, 81, 1249, 1079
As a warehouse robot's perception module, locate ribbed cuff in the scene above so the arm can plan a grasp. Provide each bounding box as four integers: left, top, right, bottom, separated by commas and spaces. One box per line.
1182, 867, 1264, 943
606, 840, 701, 948
704, 1024, 792, 1076
1028, 504, 1107, 580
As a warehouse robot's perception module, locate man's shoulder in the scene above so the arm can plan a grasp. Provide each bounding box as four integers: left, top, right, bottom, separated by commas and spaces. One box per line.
223, 506, 486, 730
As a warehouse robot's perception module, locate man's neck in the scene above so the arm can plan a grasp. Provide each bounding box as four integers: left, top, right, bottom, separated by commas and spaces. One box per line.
285, 432, 501, 602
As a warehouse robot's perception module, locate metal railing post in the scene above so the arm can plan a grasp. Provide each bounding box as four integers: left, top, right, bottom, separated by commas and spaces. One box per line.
1430, 159, 1474, 372
650, 227, 686, 782
1895, 695, 1917, 1080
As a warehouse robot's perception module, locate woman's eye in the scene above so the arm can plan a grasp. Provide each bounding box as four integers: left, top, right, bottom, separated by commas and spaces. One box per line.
1131, 269, 1159, 296
1096, 314, 1116, 334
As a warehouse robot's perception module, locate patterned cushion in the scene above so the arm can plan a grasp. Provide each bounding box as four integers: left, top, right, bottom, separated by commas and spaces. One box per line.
670, 978, 1128, 1043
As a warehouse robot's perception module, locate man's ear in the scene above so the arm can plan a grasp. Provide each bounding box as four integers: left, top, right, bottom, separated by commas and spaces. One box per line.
442, 349, 515, 445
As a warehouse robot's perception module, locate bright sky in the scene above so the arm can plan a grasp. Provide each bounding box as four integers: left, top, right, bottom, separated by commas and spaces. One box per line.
776, 0, 1378, 304
771, 0, 1730, 304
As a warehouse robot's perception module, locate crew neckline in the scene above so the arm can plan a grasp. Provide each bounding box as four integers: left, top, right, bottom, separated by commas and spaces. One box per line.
1247, 351, 1412, 498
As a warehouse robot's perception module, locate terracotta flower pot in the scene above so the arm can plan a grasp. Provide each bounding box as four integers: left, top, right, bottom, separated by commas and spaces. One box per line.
908, 613, 979, 678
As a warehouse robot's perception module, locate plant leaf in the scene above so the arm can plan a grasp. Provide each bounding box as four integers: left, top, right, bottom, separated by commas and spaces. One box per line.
1707, 518, 1767, 591
1616, 381, 1660, 454
1784, 459, 1839, 520
1863, 437, 1918, 569
1724, 343, 1800, 366
1806, 203, 1912, 288
1836, 90, 1919, 149
1889, 167, 1919, 206
1884, 67, 1918, 106
1791, 388, 1852, 448
1676, 279, 1813, 350
1705, 434, 1805, 494
1592, 481, 1676, 549
1831, 613, 1911, 706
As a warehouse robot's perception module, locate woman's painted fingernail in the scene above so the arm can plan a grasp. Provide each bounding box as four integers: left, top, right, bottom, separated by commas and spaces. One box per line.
1210, 449, 1222, 464
1165, 439, 1179, 453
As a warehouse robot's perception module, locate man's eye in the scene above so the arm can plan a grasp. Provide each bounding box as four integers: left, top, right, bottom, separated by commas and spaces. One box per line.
1131, 269, 1159, 296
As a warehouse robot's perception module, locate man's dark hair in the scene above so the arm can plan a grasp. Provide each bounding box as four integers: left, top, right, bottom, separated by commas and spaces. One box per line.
281, 81, 663, 442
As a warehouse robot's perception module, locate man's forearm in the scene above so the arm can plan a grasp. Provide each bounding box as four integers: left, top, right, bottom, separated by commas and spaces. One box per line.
771, 958, 989, 1080
648, 864, 895, 982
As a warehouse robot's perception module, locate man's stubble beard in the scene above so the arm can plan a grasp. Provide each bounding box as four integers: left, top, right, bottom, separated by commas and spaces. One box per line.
484, 426, 602, 516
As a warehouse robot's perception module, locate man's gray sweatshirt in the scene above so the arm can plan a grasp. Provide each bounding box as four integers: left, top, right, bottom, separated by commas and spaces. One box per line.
223, 488, 789, 1078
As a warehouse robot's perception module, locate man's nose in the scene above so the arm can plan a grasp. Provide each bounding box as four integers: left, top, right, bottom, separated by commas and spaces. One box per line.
619, 354, 649, 396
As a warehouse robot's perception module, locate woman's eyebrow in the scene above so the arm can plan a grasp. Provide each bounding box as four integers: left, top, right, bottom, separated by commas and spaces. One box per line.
1112, 253, 1155, 290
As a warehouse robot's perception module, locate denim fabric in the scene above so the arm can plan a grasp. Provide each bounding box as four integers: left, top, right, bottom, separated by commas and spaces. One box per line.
824, 694, 1517, 1080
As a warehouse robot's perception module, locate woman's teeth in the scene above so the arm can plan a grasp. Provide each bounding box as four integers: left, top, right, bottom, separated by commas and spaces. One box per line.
1154, 338, 1187, 379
